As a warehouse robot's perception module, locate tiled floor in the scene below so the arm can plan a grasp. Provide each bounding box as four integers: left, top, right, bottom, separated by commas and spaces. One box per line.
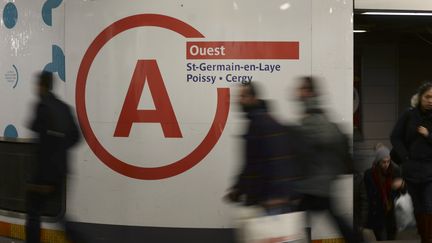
0, 230, 422, 243
0, 236, 423, 243
362, 228, 420, 242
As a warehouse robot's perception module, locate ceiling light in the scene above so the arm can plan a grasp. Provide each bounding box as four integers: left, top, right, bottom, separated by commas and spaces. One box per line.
280, 3, 290, 10
362, 11, 432, 16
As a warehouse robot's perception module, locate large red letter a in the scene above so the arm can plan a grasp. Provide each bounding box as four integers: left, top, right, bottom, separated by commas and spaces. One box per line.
114, 60, 182, 138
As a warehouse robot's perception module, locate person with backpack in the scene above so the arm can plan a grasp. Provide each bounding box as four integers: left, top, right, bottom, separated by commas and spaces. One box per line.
390, 94, 418, 166
26, 71, 84, 243
391, 81, 432, 243
225, 82, 305, 215
294, 76, 359, 243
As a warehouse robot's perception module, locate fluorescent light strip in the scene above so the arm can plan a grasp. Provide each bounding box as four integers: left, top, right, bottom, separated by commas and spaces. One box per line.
354, 30, 367, 33
362, 11, 432, 16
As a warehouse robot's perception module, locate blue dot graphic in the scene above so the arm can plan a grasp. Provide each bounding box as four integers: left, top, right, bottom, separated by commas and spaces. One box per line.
3, 2, 18, 29
42, 0, 63, 26
44, 45, 66, 82
4, 125, 18, 138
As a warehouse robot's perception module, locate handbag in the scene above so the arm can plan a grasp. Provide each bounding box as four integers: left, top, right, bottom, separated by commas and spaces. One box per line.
394, 192, 416, 231
237, 211, 307, 243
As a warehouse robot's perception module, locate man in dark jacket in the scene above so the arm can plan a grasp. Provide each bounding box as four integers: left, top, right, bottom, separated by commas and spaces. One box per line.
225, 82, 304, 214
26, 71, 82, 243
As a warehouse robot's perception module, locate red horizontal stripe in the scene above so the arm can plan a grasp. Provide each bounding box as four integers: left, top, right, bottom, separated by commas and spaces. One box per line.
186, 41, 299, 59
0, 222, 10, 237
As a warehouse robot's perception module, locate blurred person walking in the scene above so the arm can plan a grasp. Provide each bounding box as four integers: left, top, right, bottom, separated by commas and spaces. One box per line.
295, 76, 358, 243
225, 82, 305, 215
26, 71, 83, 243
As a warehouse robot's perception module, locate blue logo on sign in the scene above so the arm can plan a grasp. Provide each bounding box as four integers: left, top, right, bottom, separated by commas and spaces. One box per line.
42, 0, 62, 26
5, 64, 19, 88
4, 124, 18, 138
3, 2, 18, 29
44, 45, 65, 82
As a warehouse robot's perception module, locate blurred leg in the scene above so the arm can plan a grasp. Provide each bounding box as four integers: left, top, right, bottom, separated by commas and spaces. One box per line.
328, 204, 359, 243
25, 192, 42, 243
385, 212, 397, 240
372, 228, 385, 241
301, 195, 359, 243
61, 219, 88, 243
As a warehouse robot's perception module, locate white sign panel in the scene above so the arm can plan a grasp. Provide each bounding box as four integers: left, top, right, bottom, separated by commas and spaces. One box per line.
61, 0, 353, 240
0, 0, 353, 240
0, 0, 65, 139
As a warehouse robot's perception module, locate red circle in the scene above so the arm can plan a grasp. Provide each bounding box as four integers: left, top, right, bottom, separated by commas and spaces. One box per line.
76, 14, 230, 180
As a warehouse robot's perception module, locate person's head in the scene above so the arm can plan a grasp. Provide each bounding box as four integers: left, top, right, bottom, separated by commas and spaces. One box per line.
374, 143, 391, 172
417, 81, 432, 111
36, 71, 53, 97
297, 76, 319, 101
296, 76, 323, 114
238, 82, 260, 109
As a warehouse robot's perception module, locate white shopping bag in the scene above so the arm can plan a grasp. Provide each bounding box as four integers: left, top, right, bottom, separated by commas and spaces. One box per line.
237, 211, 307, 243
394, 193, 416, 231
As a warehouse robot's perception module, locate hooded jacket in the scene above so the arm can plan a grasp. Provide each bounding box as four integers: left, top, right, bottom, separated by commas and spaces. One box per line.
294, 97, 350, 197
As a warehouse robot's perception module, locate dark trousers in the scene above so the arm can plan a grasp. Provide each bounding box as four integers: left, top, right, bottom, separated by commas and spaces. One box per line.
25, 191, 43, 243
372, 212, 396, 241
25, 183, 86, 243
373, 227, 396, 241
406, 181, 432, 214
300, 195, 360, 243
406, 181, 432, 243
